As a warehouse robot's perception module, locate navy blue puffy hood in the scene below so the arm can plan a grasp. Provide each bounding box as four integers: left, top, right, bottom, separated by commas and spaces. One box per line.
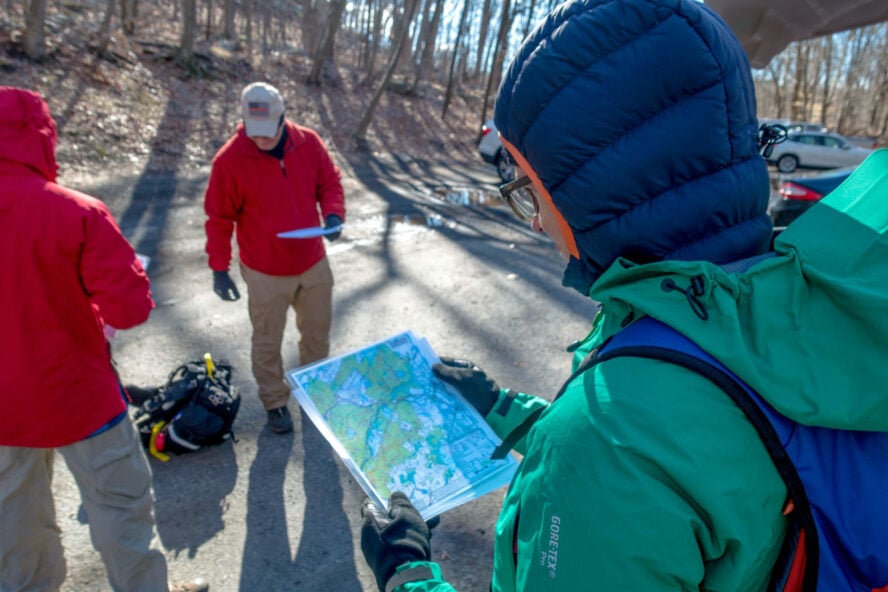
494, 0, 772, 295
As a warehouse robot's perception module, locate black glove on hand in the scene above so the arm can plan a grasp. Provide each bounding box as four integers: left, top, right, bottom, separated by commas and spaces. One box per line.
324, 214, 343, 241
432, 357, 500, 416
212, 270, 241, 301
361, 492, 432, 592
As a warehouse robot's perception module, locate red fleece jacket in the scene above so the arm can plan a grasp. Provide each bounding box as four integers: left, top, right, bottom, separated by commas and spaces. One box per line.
0, 86, 154, 447
204, 122, 346, 276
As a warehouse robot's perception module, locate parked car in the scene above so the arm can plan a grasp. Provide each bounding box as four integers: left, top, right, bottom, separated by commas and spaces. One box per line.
768, 167, 854, 226
766, 131, 872, 173
847, 136, 881, 150
787, 122, 829, 134
759, 118, 828, 134
478, 119, 515, 182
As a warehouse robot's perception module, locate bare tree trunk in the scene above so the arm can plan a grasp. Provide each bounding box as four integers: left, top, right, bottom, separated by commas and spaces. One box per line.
261, 1, 271, 54
826, 33, 851, 128
800, 41, 814, 121
205, 0, 214, 40
358, 0, 373, 69
789, 42, 805, 121
442, 0, 471, 119
365, 0, 384, 79
306, 0, 346, 84
23, 0, 47, 60
301, 0, 329, 56
871, 73, 888, 134
867, 29, 888, 134
836, 30, 868, 133
480, 0, 511, 124
522, 0, 537, 38
244, 0, 253, 56
414, 0, 432, 67
390, 0, 417, 76
223, 0, 235, 39
761, 62, 781, 118
120, 0, 136, 34
97, 0, 116, 56
819, 36, 834, 127
473, 0, 491, 80
457, 34, 469, 81
278, 6, 287, 46
408, 0, 431, 72
409, 0, 443, 93
178, 0, 197, 64
355, 0, 421, 143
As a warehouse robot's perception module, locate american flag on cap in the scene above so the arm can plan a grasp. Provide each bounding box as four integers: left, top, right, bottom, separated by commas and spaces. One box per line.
248, 101, 270, 118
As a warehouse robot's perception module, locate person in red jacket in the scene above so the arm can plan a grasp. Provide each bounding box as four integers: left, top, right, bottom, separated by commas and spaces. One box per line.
204, 82, 346, 434
0, 87, 208, 592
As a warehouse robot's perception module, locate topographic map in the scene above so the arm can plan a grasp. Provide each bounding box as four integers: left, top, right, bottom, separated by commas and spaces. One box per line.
286, 331, 518, 518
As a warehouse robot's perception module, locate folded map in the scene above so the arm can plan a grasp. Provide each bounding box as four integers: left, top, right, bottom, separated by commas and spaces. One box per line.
286, 331, 519, 519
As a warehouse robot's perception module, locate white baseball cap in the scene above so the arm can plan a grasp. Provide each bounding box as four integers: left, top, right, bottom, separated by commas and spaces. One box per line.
241, 82, 284, 137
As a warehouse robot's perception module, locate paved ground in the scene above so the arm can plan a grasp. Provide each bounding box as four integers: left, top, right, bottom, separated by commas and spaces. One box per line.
52, 151, 599, 592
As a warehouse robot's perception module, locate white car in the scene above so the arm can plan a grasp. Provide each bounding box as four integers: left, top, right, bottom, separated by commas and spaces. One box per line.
767, 131, 873, 173
759, 119, 828, 134
478, 119, 515, 182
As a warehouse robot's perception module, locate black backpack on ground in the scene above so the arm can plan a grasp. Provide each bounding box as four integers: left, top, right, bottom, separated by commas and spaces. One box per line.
130, 356, 240, 459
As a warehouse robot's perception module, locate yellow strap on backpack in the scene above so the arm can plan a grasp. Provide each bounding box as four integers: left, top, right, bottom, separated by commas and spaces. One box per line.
204, 352, 215, 381
148, 421, 170, 462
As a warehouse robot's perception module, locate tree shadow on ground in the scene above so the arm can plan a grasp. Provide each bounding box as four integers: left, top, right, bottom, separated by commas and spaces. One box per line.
115, 77, 200, 260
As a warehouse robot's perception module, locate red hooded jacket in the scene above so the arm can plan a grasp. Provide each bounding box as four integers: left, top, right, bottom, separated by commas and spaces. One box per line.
0, 87, 154, 447
204, 122, 345, 275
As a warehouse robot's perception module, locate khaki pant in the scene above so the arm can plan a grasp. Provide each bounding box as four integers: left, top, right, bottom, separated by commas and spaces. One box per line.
241, 257, 334, 410
0, 420, 168, 592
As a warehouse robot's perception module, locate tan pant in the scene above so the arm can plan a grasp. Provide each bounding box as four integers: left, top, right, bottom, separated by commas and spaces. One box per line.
0, 420, 168, 592
240, 257, 334, 410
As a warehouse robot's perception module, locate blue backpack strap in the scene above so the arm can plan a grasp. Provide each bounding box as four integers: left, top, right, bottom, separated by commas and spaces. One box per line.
599, 317, 818, 592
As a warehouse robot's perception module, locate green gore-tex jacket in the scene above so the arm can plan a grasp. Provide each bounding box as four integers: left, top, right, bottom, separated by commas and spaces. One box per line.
393, 151, 888, 591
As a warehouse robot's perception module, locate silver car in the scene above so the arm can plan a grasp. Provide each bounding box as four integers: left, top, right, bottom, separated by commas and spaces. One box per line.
478, 119, 516, 182
767, 131, 873, 173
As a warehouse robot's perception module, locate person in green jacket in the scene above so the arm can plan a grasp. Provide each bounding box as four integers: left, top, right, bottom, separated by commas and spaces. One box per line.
359, 0, 888, 590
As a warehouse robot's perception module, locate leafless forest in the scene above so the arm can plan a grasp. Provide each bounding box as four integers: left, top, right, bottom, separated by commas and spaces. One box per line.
754, 24, 888, 140
3, 0, 886, 156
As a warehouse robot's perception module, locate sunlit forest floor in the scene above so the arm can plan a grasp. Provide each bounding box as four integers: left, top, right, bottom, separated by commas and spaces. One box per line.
0, 4, 487, 178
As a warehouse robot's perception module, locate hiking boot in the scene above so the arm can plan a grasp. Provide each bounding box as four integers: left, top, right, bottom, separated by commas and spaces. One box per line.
267, 406, 293, 434
169, 578, 209, 592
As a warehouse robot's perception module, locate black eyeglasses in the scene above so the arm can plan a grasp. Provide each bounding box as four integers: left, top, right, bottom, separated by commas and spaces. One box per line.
498, 175, 540, 221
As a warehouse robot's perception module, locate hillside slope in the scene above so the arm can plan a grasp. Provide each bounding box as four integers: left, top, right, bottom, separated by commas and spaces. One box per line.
1, 7, 487, 180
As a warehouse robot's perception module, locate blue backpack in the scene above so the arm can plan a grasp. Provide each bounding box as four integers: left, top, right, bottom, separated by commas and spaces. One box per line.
596, 315, 888, 592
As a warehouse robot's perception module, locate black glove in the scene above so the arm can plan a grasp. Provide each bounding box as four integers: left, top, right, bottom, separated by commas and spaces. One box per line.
432, 357, 500, 416
123, 384, 159, 407
361, 492, 432, 592
324, 214, 343, 241
212, 270, 241, 301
